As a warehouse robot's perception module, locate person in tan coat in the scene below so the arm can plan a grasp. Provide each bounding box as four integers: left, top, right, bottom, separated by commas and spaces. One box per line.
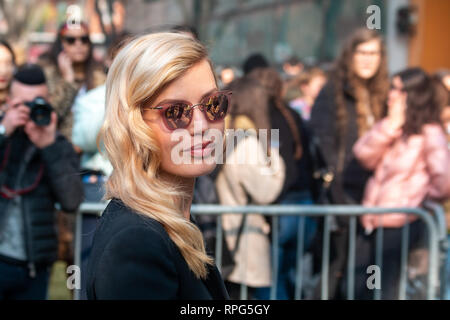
216, 77, 286, 299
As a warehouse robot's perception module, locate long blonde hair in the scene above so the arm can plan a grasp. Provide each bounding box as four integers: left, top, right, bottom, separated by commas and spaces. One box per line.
99, 32, 214, 279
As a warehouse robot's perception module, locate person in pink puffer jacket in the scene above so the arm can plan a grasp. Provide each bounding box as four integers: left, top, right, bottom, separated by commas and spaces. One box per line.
352, 67, 450, 299
354, 68, 450, 230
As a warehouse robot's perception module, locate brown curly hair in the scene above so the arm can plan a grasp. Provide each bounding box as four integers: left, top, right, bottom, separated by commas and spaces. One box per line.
333, 28, 389, 141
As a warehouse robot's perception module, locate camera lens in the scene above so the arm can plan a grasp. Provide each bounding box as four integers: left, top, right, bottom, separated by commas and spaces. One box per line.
28, 97, 53, 126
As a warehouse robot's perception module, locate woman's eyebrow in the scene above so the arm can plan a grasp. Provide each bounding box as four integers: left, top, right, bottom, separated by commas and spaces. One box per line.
199, 88, 218, 101
154, 98, 190, 106
154, 88, 218, 107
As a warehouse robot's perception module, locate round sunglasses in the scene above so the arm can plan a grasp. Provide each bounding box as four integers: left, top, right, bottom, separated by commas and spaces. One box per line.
63, 35, 90, 45
143, 90, 231, 130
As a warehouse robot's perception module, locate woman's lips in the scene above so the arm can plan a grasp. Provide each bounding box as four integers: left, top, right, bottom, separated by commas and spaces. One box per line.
189, 140, 214, 157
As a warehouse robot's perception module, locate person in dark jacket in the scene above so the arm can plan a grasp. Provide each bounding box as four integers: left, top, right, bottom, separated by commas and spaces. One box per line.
309, 28, 389, 299
0, 64, 83, 300
86, 33, 229, 300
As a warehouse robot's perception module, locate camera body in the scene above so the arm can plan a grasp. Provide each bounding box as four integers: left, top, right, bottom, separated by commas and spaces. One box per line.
24, 97, 53, 126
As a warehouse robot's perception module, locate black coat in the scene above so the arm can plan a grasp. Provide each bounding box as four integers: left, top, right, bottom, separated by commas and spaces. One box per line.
0, 129, 83, 271
86, 198, 230, 300
269, 101, 313, 202
309, 81, 372, 204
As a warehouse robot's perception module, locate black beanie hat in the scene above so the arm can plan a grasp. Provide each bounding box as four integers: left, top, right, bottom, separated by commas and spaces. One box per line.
242, 53, 269, 75
13, 64, 46, 85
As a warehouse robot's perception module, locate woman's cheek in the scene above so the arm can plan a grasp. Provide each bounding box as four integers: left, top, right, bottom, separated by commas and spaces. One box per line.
162, 136, 176, 165
159, 144, 179, 174
212, 120, 225, 135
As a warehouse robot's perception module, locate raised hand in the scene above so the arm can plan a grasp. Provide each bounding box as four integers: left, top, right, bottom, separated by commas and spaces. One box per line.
387, 97, 406, 131
1, 104, 30, 136
58, 51, 75, 83
24, 111, 57, 149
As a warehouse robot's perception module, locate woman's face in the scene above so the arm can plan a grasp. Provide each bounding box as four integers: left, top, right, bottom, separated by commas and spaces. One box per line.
352, 39, 382, 80
0, 45, 14, 90
61, 27, 90, 63
142, 59, 224, 178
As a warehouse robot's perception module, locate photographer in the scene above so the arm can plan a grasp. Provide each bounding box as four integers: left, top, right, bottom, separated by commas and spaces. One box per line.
0, 64, 83, 300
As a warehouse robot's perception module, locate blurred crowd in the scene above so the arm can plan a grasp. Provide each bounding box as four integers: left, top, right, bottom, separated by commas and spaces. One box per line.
0, 21, 449, 300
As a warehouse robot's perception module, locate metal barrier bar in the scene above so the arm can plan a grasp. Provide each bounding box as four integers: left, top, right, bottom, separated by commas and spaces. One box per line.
215, 215, 223, 273
73, 203, 441, 300
427, 219, 439, 300
181, 204, 440, 300
424, 200, 448, 300
374, 224, 384, 300
270, 216, 279, 300
73, 209, 83, 301
399, 222, 410, 300
320, 215, 331, 300
346, 216, 356, 300
240, 216, 249, 300
294, 216, 306, 300
424, 201, 448, 241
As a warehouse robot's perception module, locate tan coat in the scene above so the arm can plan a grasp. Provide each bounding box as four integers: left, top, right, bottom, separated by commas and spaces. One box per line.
216, 116, 285, 287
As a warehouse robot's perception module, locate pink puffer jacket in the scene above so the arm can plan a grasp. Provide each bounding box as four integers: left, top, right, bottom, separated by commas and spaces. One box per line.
353, 118, 450, 228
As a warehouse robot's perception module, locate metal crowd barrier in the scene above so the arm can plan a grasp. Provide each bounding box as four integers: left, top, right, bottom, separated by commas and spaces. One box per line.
72, 202, 447, 300
423, 200, 449, 299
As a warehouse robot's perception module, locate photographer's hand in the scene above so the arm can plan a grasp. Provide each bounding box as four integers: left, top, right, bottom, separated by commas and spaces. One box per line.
1, 104, 30, 136
24, 112, 57, 149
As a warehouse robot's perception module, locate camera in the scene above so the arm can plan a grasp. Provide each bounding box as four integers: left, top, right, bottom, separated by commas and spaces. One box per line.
24, 97, 53, 126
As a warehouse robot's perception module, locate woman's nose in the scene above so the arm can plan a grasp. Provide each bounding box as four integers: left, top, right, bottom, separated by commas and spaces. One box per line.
188, 107, 209, 135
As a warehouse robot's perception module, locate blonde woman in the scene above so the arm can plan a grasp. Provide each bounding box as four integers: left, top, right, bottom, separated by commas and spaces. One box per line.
86, 33, 230, 300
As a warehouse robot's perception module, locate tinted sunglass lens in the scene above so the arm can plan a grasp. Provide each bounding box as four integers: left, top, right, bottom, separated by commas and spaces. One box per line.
65, 37, 76, 44
165, 103, 192, 129
205, 94, 228, 121
64, 36, 89, 45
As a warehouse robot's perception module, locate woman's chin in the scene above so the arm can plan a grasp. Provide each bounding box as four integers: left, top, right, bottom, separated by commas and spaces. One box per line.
172, 162, 218, 178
